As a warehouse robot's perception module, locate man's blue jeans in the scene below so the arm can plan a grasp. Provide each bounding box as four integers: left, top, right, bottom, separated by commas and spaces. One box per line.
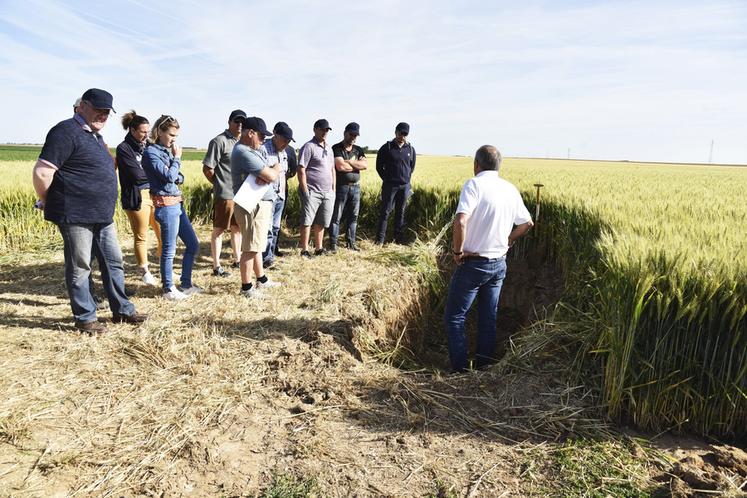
155, 203, 198, 291
376, 182, 410, 244
58, 222, 135, 323
444, 257, 507, 372
263, 196, 285, 265
329, 183, 361, 249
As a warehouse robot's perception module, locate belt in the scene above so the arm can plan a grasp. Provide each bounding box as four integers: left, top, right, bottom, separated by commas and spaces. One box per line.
340, 181, 359, 186
462, 255, 503, 262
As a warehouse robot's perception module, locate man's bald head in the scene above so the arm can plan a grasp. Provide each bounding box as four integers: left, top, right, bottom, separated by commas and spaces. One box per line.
475, 145, 502, 172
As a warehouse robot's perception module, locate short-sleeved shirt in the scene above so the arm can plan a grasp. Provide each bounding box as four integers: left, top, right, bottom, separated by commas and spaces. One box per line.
456, 170, 532, 259
262, 138, 289, 200
231, 143, 276, 202
298, 138, 334, 193
332, 141, 365, 185
39, 115, 117, 224
203, 129, 238, 200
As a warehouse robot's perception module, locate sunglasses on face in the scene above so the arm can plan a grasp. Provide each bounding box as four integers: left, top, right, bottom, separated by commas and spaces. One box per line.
232, 118, 244, 124
399, 131, 409, 137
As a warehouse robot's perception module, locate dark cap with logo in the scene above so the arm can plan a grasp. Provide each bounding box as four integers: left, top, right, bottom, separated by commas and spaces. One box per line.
229, 109, 247, 122
395, 122, 409, 135
244, 116, 272, 136
273, 122, 295, 142
313, 118, 331, 130
344, 122, 360, 135
81, 88, 115, 112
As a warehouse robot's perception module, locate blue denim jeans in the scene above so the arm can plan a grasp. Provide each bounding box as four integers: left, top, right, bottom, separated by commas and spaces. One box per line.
263, 196, 286, 265
376, 182, 410, 244
329, 183, 361, 248
444, 257, 507, 372
155, 203, 198, 291
58, 222, 135, 322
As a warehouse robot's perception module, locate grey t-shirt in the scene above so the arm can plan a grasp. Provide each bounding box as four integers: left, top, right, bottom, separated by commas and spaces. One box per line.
298, 138, 334, 193
231, 143, 276, 202
203, 130, 238, 200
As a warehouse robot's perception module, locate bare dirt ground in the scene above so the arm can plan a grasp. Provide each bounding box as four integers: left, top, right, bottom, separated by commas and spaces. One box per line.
1, 229, 745, 497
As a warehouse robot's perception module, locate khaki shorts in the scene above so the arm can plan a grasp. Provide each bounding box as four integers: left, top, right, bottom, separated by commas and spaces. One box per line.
213, 198, 238, 230
234, 201, 273, 253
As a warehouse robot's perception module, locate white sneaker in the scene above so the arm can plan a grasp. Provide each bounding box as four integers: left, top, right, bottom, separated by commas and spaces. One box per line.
141, 271, 157, 286
179, 284, 203, 296
164, 286, 188, 301
239, 286, 263, 299
256, 278, 281, 290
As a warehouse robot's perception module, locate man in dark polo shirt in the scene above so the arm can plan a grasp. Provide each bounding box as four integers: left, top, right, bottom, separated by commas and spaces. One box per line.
375, 122, 416, 245
32, 88, 146, 334
329, 122, 367, 252
203, 109, 246, 277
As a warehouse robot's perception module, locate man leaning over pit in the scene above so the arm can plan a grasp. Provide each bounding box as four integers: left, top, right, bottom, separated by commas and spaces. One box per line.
444, 145, 533, 372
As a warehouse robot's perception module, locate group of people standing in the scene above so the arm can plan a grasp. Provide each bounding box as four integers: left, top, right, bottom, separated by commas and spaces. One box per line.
32, 87, 534, 373
31, 88, 420, 333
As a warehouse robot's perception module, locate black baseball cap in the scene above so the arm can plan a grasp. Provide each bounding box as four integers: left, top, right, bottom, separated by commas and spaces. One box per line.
229, 109, 247, 122
344, 122, 360, 135
395, 122, 410, 135
244, 116, 272, 136
81, 88, 115, 112
273, 122, 295, 142
313, 118, 331, 130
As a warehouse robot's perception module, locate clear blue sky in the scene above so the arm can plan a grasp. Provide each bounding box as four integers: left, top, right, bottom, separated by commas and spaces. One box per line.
1, 0, 746, 163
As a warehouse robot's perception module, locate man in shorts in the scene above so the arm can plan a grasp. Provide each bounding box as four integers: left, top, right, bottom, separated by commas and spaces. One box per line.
203, 110, 246, 277
297, 119, 335, 257
231, 117, 282, 298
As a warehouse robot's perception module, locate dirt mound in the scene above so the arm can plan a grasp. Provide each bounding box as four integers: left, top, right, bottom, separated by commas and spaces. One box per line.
655, 445, 747, 497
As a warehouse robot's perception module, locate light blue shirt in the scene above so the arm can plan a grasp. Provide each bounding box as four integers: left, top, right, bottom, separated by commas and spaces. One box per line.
231, 143, 276, 202
262, 138, 289, 200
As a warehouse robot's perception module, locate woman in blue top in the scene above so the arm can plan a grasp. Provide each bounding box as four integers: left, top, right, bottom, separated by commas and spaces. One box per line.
141, 115, 201, 300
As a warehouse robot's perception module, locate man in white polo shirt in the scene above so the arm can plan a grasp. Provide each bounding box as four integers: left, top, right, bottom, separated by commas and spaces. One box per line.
444, 145, 534, 372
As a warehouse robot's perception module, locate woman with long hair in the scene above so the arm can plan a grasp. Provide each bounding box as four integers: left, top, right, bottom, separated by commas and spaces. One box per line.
141, 115, 201, 300
116, 111, 161, 285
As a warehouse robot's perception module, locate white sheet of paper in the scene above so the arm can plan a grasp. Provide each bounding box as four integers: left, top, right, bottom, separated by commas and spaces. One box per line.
233, 175, 270, 212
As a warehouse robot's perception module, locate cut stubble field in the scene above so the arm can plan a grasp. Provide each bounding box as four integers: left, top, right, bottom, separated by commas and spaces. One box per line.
0, 151, 746, 496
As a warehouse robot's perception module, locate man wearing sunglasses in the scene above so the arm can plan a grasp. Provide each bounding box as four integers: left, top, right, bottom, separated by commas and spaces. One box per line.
375, 122, 416, 245
203, 109, 246, 278
32, 88, 146, 334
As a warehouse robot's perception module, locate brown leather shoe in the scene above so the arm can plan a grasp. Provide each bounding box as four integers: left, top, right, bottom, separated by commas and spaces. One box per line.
74, 320, 109, 335
112, 312, 148, 324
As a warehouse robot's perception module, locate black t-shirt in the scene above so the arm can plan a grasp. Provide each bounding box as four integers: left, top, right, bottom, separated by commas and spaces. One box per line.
39, 117, 117, 224
332, 142, 365, 185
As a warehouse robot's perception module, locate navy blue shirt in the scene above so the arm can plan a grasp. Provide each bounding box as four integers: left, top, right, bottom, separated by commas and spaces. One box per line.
39, 115, 117, 224
376, 140, 416, 185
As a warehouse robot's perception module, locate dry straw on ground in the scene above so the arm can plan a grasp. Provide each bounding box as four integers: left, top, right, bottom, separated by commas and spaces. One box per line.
1, 229, 745, 496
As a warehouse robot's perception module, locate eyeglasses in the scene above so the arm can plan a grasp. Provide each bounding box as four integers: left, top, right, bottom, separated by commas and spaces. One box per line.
232, 118, 244, 124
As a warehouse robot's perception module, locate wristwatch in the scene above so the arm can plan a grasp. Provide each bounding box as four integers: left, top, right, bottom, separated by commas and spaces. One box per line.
452, 250, 463, 255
